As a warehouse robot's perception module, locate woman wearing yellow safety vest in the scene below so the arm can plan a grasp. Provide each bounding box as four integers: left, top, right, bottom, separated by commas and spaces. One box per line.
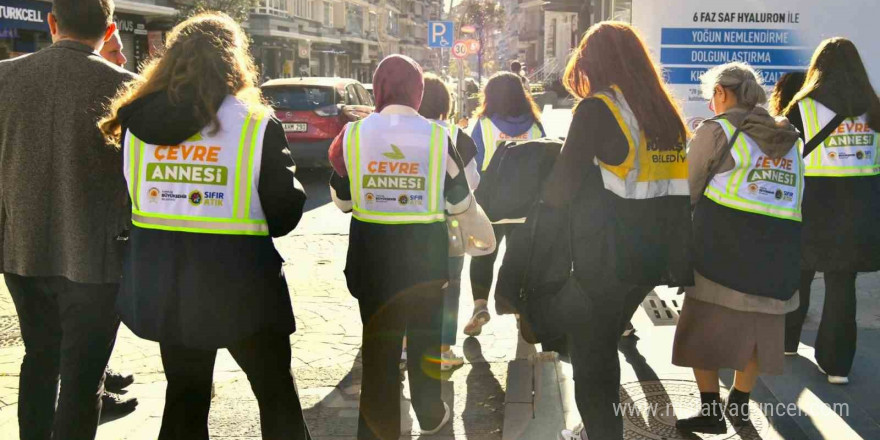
464, 72, 545, 336
783, 38, 880, 385
99, 14, 310, 439
672, 62, 804, 435
541, 22, 693, 440
327, 55, 472, 439
417, 73, 480, 371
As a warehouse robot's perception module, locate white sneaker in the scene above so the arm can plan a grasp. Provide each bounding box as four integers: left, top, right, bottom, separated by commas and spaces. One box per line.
441, 349, 465, 371
559, 423, 588, 440
464, 308, 491, 336
817, 364, 849, 384
420, 402, 451, 435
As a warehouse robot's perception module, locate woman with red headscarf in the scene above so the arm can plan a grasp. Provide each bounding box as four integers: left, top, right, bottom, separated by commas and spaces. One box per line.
327, 55, 472, 440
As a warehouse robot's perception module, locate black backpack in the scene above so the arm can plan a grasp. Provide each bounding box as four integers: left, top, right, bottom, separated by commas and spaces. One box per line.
474, 137, 563, 222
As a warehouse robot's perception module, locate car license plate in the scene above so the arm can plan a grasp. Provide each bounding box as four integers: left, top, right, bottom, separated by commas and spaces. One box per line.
283, 123, 307, 133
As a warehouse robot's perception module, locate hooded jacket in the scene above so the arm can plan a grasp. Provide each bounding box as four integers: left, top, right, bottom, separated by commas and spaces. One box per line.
116, 91, 307, 348
688, 106, 800, 206
471, 113, 546, 170
687, 105, 802, 310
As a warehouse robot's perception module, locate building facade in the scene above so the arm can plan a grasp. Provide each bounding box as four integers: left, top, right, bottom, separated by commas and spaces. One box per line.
249, 0, 444, 83
493, 0, 636, 83
0, 0, 177, 71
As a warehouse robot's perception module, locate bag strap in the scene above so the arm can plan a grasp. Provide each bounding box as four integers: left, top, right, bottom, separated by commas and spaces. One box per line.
696, 119, 743, 207
803, 113, 846, 158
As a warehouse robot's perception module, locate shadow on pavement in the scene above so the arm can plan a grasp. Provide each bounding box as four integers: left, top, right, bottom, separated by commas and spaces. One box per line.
462, 337, 505, 439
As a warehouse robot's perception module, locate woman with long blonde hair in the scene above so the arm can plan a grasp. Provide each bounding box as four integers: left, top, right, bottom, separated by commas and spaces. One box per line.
100, 13, 310, 439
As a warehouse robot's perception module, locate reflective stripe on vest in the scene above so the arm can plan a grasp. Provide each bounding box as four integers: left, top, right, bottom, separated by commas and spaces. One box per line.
593, 86, 689, 199
343, 114, 448, 224
479, 117, 542, 170
798, 98, 880, 177
123, 96, 269, 236
704, 118, 804, 222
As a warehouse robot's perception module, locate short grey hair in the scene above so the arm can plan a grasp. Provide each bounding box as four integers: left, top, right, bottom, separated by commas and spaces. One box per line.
700, 62, 767, 108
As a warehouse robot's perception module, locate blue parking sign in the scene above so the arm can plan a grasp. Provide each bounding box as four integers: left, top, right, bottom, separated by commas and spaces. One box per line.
428, 21, 454, 48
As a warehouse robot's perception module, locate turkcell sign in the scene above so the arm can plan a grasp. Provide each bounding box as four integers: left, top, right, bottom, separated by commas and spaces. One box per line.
428, 21, 454, 48
0, 0, 51, 32
632, 0, 880, 124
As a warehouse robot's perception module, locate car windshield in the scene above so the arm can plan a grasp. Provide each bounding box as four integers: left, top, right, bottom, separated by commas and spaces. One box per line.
263, 86, 337, 111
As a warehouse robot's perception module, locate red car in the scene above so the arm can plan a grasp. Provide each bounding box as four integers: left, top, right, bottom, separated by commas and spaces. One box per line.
262, 77, 374, 167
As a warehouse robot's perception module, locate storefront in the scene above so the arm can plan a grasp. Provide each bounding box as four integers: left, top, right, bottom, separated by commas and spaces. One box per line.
0, 0, 176, 68
0, 0, 51, 60
113, 12, 148, 72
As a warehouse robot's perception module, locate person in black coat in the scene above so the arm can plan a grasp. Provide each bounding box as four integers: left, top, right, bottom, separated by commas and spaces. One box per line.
99, 13, 310, 439
540, 22, 694, 440
782, 38, 880, 384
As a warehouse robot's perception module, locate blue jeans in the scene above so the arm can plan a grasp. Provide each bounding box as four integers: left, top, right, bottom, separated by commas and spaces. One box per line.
443, 256, 465, 346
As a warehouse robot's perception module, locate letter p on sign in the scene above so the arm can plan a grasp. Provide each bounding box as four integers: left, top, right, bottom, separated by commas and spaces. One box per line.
428, 21, 454, 48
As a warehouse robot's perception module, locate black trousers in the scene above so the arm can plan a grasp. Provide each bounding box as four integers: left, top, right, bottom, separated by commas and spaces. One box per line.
565, 284, 652, 440
470, 223, 514, 302
357, 281, 446, 440
785, 270, 858, 376
158, 331, 310, 440
5, 274, 120, 440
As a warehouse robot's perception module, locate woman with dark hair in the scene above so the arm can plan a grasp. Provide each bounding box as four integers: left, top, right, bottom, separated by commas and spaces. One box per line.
100, 13, 310, 439
769, 71, 806, 116
464, 71, 546, 337
327, 55, 473, 439
418, 73, 480, 370
539, 22, 693, 440
783, 38, 880, 385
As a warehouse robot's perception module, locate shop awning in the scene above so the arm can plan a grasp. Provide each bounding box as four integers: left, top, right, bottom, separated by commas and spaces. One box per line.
250, 28, 342, 45
114, 0, 177, 17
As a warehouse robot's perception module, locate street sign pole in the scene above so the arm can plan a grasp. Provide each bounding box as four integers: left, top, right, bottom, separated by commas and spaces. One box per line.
458, 58, 465, 119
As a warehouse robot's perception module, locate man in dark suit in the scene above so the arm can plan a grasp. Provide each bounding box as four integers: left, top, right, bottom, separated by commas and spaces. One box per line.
0, 1, 136, 439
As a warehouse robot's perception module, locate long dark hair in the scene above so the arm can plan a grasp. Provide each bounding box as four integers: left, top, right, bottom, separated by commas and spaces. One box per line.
768, 71, 806, 116
474, 71, 541, 122
563, 21, 687, 149
419, 73, 452, 120
783, 38, 880, 131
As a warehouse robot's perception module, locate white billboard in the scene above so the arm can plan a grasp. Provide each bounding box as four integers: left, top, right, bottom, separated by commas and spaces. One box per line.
632, 0, 880, 128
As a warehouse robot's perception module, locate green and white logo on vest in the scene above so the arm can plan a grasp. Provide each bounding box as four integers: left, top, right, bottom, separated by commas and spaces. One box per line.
362, 144, 426, 191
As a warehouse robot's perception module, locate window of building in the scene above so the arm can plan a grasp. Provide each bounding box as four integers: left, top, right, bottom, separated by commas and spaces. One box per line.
323, 2, 332, 26
368, 11, 377, 34
293, 0, 306, 17
386, 11, 398, 36
547, 18, 557, 58
256, 0, 288, 17
347, 4, 364, 36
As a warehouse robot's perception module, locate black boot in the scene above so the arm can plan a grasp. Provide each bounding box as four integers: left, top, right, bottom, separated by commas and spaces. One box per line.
726, 388, 751, 427
676, 392, 727, 434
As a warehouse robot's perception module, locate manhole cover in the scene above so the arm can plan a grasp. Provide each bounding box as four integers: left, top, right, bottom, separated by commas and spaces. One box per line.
0, 315, 22, 348
620, 380, 768, 440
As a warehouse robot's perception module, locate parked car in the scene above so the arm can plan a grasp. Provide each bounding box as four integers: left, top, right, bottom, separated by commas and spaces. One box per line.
363, 83, 373, 101
262, 77, 374, 167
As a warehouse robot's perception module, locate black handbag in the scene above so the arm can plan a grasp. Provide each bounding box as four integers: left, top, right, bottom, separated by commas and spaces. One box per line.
518, 201, 586, 344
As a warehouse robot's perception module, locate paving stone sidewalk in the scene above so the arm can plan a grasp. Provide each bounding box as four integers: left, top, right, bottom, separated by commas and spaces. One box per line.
0, 205, 521, 439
